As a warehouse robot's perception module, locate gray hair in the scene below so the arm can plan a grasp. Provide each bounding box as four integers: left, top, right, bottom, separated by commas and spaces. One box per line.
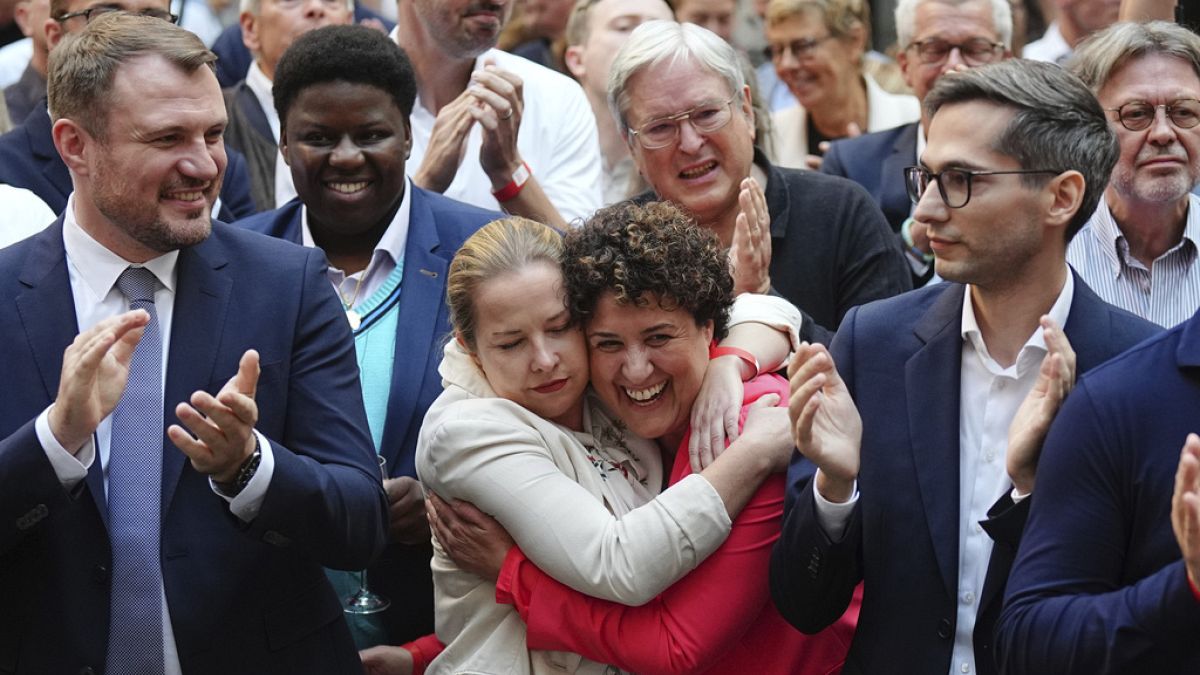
895, 0, 1011, 49
48, 12, 215, 140
1068, 21, 1200, 93
924, 58, 1118, 241
607, 20, 746, 135
239, 0, 353, 17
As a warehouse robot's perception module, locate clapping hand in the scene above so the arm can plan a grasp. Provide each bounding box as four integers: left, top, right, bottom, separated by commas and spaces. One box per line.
730, 176, 772, 295
169, 349, 260, 483
1007, 317, 1075, 495
787, 343, 861, 503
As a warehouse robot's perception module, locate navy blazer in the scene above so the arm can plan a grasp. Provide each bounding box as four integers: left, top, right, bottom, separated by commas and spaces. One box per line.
0, 219, 387, 673
769, 276, 1160, 675
821, 122, 918, 234
236, 188, 499, 642
0, 106, 258, 222
998, 312, 1200, 673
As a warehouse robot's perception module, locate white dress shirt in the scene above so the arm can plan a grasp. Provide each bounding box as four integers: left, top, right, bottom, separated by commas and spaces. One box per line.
33, 196, 276, 674
1067, 195, 1200, 328
244, 60, 298, 208
300, 177, 412, 307
0, 184, 56, 248
1022, 22, 1072, 64
394, 37, 602, 223
815, 272, 1074, 675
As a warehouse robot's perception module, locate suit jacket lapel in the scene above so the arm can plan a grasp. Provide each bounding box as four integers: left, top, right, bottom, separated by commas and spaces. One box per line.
14, 220, 106, 520
162, 236, 232, 511
378, 189, 449, 477
905, 283, 965, 599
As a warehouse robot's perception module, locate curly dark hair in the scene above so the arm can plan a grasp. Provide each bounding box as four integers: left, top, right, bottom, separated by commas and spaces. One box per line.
562, 201, 733, 339
272, 25, 417, 128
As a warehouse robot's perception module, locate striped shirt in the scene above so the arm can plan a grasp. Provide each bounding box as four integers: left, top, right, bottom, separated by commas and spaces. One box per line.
1067, 195, 1200, 328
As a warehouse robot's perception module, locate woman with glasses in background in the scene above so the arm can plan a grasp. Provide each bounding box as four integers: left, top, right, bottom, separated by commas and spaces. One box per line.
765, 0, 920, 170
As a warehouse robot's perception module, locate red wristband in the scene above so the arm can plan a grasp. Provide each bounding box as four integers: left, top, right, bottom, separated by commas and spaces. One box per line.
492, 161, 531, 202
710, 345, 759, 379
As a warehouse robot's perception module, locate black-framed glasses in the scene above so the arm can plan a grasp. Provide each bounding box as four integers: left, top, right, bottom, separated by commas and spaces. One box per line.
56, 4, 179, 24
763, 35, 834, 63
905, 165, 1062, 209
906, 38, 1004, 66
628, 95, 738, 150
1105, 99, 1200, 132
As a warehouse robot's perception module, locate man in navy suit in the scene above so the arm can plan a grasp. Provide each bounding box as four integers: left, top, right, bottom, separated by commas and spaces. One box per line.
995, 295, 1200, 672
770, 60, 1159, 675
0, 0, 256, 221
0, 14, 386, 673
235, 25, 499, 646
822, 0, 1013, 282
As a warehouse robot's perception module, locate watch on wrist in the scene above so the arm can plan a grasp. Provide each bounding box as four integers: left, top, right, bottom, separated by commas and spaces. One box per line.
217, 437, 262, 497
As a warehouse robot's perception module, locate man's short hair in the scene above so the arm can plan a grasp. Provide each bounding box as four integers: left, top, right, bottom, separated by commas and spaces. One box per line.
565, 0, 600, 47
273, 24, 417, 127
607, 20, 744, 135
893, 0, 1012, 50
1069, 20, 1200, 93
239, 0, 352, 17
924, 59, 1117, 241
47, 12, 215, 140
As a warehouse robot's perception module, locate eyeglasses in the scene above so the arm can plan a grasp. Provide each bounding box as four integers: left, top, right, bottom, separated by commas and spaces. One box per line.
628, 96, 738, 150
905, 165, 1062, 209
905, 38, 1004, 66
56, 4, 179, 24
763, 35, 834, 63
1105, 99, 1200, 132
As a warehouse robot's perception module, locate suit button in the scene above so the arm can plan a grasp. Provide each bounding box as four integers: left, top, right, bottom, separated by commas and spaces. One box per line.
91, 565, 110, 584
937, 618, 952, 639
79, 668, 96, 675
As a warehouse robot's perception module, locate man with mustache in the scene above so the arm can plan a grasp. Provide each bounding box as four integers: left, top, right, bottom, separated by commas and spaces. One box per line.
393, 0, 600, 230
1067, 21, 1200, 328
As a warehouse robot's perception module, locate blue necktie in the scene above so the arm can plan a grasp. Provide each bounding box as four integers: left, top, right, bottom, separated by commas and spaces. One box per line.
106, 266, 166, 675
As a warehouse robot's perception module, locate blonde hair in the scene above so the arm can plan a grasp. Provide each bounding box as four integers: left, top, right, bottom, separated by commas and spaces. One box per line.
447, 217, 565, 350
765, 0, 870, 43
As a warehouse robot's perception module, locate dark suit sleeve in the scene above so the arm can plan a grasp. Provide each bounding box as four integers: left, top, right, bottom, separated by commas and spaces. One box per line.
240, 248, 388, 571
0, 419, 78, 554
770, 307, 865, 632
997, 380, 1200, 674
217, 147, 258, 221
820, 141, 848, 178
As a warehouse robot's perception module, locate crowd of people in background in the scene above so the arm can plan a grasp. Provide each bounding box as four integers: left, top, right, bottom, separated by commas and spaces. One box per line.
0, 0, 1197, 673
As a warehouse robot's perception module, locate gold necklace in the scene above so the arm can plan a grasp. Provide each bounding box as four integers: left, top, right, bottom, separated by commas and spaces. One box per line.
340, 272, 367, 330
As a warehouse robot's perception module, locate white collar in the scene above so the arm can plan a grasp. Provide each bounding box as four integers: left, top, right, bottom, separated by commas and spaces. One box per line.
960, 268, 1074, 364
62, 194, 179, 299
300, 177, 414, 275
244, 60, 280, 142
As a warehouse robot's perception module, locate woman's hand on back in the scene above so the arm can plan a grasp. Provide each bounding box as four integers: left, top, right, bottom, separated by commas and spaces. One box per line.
426, 492, 515, 582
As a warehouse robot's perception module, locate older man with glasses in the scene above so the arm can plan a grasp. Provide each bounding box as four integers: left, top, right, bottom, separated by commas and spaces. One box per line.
770, 58, 1159, 675
1066, 21, 1200, 328
821, 0, 1013, 285
610, 19, 911, 348
0, 0, 258, 222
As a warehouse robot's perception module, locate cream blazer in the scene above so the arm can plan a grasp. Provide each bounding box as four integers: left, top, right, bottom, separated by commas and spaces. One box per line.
771, 74, 920, 169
